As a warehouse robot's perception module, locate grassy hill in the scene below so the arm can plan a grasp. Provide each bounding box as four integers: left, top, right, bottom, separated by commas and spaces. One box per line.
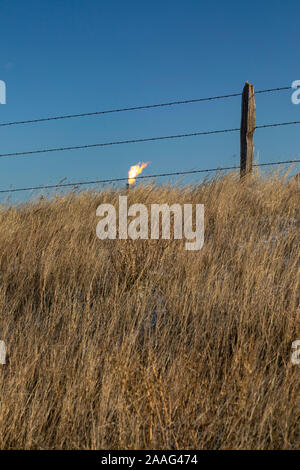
0, 171, 299, 449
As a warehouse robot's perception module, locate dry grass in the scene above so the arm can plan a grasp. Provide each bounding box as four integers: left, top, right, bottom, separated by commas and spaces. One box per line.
0, 170, 299, 450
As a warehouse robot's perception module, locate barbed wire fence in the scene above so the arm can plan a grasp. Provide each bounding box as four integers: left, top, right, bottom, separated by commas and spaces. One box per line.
0, 160, 299, 195
0, 82, 299, 195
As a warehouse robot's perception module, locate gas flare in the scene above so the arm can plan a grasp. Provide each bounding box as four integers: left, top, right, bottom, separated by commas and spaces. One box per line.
128, 161, 149, 185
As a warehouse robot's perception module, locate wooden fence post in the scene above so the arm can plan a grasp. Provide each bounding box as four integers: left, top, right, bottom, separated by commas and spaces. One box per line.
240, 81, 256, 178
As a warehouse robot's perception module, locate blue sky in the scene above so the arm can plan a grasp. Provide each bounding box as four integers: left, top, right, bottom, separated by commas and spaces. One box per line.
0, 0, 299, 202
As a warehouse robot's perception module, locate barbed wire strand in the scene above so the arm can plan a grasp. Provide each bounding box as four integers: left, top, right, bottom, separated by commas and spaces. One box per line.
0, 159, 299, 194
0, 128, 241, 158
256, 121, 300, 129
1, 120, 300, 159
0, 86, 291, 128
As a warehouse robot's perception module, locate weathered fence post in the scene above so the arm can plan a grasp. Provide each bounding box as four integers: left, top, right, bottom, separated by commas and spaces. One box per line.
240, 81, 256, 178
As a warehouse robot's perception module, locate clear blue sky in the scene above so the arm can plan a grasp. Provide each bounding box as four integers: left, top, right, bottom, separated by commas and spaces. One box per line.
0, 0, 299, 202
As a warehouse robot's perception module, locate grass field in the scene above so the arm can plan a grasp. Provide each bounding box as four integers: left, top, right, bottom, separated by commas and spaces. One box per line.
0, 170, 299, 449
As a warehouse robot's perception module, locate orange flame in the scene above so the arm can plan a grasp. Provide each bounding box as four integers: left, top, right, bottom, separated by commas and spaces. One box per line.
128, 161, 150, 185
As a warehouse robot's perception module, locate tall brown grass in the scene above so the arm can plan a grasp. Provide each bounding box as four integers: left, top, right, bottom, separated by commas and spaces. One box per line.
0, 171, 299, 449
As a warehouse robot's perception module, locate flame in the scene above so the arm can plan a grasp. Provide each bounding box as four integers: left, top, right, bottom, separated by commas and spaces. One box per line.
128, 161, 149, 185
